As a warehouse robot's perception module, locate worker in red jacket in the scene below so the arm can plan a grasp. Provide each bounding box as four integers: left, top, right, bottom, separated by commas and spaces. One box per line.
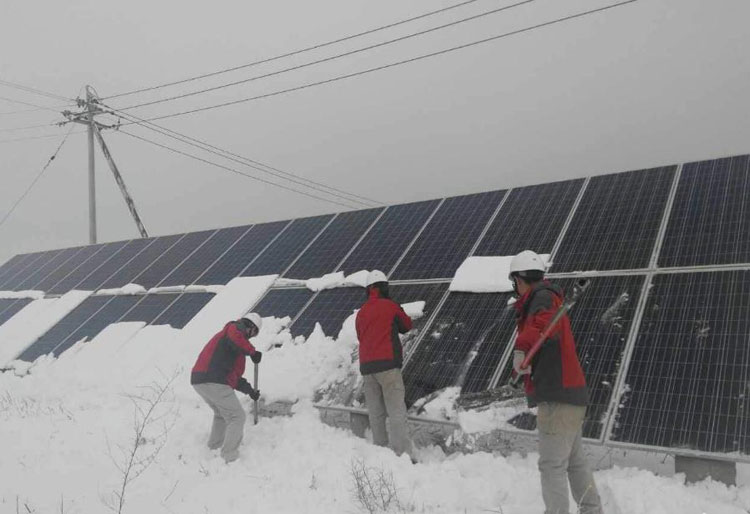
355, 270, 415, 460
510, 250, 602, 514
191, 314, 263, 463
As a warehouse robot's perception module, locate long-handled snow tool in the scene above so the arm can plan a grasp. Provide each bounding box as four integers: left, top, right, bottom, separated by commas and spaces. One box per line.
456, 277, 592, 411
253, 362, 259, 425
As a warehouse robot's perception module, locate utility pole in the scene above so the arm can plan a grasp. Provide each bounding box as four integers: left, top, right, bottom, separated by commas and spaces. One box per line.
62, 86, 149, 242
86, 86, 97, 244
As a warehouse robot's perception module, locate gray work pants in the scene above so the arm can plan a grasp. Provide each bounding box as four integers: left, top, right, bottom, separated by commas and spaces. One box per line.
193, 383, 246, 463
363, 368, 413, 458
537, 402, 603, 514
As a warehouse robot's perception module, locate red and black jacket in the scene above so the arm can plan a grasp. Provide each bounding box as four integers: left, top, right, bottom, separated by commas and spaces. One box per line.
356, 289, 413, 375
191, 321, 258, 391
514, 280, 588, 407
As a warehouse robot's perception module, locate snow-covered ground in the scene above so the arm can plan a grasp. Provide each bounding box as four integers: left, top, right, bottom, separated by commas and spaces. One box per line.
1, 275, 749, 513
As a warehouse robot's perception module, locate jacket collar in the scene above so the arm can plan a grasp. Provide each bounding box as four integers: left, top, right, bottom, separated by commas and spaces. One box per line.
513, 279, 556, 314
368, 288, 381, 300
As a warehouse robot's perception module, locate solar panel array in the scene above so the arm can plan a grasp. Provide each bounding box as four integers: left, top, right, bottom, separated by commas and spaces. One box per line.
2, 153, 750, 461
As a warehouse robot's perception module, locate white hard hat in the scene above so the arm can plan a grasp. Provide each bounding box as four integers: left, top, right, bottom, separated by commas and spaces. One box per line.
366, 270, 388, 287
242, 312, 263, 331
508, 250, 546, 280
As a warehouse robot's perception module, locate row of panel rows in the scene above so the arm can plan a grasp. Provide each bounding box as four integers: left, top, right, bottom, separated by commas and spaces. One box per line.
252, 269, 750, 455
16, 292, 214, 362
1, 154, 749, 294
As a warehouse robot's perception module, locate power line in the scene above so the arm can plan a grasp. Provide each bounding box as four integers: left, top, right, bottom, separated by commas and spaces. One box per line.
0, 120, 58, 133
101, 104, 382, 207
104, 0, 489, 100
0, 130, 85, 145
117, 0, 639, 124
115, 129, 364, 210
0, 125, 75, 229
114, 0, 537, 112
0, 95, 74, 114
0, 79, 74, 103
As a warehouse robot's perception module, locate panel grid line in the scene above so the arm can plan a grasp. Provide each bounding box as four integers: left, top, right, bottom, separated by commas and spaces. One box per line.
549, 177, 590, 262
649, 164, 683, 268
332, 206, 389, 273
152, 229, 221, 288
184, 225, 254, 286
277, 214, 339, 278
467, 188, 512, 257
387, 198, 445, 278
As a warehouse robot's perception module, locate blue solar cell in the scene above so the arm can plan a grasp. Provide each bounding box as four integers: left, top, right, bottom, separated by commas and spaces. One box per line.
54, 295, 142, 356
474, 179, 584, 257
494, 275, 646, 439
391, 190, 506, 280
552, 166, 675, 272
612, 271, 750, 453
0, 299, 32, 326
0, 254, 28, 284
1, 250, 62, 290
159, 225, 251, 287
153, 293, 214, 328
196, 220, 290, 285
338, 200, 441, 276
0, 252, 44, 289
132, 230, 215, 289
75, 239, 154, 291
402, 291, 515, 406
46, 243, 123, 295
18, 296, 112, 361
120, 293, 181, 323
13, 247, 81, 291
284, 208, 383, 279
291, 288, 363, 338
243, 215, 333, 277
659, 155, 750, 267
252, 288, 315, 321
99, 235, 183, 289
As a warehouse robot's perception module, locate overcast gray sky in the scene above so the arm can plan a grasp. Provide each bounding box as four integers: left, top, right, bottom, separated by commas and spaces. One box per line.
0, 0, 748, 266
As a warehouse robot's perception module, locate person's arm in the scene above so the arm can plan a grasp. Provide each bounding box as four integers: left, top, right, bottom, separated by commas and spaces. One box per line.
226, 323, 258, 356
393, 303, 413, 334
514, 290, 556, 353
236, 377, 260, 399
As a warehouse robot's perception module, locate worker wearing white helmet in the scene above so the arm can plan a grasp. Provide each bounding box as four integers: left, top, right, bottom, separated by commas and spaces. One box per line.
355, 270, 416, 461
509, 250, 602, 514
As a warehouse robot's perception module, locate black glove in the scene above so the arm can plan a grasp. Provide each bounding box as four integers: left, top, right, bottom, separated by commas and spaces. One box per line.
250, 351, 262, 364
237, 378, 260, 400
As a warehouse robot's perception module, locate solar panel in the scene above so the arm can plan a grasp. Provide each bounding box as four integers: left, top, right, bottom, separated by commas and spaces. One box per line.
611, 271, 750, 454
47, 242, 129, 295
291, 287, 363, 338
73, 239, 153, 291
34, 245, 105, 293
0, 250, 62, 290
552, 166, 675, 273
0, 252, 44, 288
158, 225, 251, 287
0, 298, 32, 326
251, 288, 315, 321
284, 208, 383, 279
99, 235, 183, 289
0, 254, 25, 282
119, 293, 181, 323
18, 295, 112, 362
474, 179, 584, 257
152, 292, 214, 328
659, 155, 750, 267
493, 275, 646, 439
402, 291, 516, 406
243, 215, 334, 277
196, 220, 290, 285
132, 230, 215, 289
13, 247, 82, 291
53, 295, 142, 356
391, 190, 506, 280
338, 199, 441, 276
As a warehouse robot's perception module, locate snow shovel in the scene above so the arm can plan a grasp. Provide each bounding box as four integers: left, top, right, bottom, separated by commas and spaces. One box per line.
253, 362, 259, 425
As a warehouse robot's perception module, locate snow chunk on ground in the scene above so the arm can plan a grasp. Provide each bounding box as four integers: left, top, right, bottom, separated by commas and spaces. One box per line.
0, 290, 91, 367
94, 283, 147, 295
458, 398, 535, 433
450, 254, 551, 293
306, 271, 345, 291
0, 290, 44, 299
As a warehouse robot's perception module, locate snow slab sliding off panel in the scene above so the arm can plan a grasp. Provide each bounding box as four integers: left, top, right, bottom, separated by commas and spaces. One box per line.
611, 271, 750, 455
